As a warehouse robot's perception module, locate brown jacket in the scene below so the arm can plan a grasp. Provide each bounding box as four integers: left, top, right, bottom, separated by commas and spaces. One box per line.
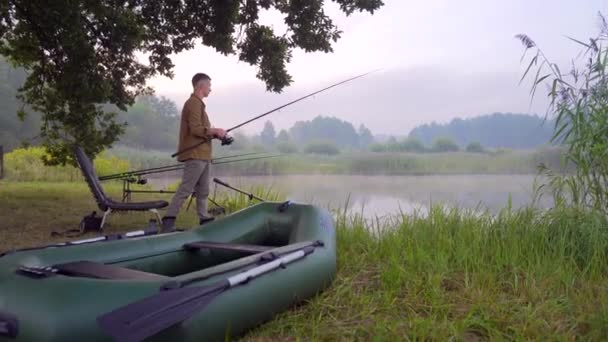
176, 94, 214, 162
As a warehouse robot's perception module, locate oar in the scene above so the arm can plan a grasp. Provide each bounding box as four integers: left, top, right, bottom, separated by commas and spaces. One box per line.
96, 246, 316, 342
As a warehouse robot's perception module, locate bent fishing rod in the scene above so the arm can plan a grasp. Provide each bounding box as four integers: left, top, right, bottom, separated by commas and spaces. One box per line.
171, 69, 381, 158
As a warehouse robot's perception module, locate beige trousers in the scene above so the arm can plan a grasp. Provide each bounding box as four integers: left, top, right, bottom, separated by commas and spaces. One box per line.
165, 160, 210, 219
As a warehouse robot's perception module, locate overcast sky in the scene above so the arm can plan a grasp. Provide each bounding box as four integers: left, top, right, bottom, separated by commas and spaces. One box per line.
146, 0, 608, 137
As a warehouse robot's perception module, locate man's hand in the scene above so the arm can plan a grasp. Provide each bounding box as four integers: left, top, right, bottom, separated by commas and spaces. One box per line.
209, 128, 227, 139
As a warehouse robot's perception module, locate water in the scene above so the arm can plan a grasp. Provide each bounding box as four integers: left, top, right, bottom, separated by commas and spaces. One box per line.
147, 174, 553, 218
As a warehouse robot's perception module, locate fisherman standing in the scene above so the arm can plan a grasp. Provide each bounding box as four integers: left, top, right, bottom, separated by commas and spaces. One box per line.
161, 73, 227, 232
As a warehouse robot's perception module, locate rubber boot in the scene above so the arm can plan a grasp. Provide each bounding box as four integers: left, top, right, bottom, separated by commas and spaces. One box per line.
160, 216, 176, 233
199, 216, 215, 225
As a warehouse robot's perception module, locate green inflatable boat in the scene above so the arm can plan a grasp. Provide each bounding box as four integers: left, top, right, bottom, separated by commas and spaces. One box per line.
0, 201, 336, 341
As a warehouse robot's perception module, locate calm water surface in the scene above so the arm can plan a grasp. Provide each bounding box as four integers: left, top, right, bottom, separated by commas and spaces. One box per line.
148, 174, 553, 218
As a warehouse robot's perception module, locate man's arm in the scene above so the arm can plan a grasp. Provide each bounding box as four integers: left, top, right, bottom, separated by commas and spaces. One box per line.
186, 102, 213, 139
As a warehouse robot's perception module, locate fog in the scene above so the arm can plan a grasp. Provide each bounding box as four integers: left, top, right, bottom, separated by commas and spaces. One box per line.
147, 174, 554, 219
147, 0, 608, 137
160, 67, 551, 137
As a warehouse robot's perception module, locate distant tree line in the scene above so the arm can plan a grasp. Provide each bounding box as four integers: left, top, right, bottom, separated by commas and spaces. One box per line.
226, 116, 374, 155
369, 136, 486, 153
0, 58, 559, 156
408, 112, 555, 149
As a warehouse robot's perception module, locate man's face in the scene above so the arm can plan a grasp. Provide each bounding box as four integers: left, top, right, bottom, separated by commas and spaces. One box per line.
197, 79, 212, 97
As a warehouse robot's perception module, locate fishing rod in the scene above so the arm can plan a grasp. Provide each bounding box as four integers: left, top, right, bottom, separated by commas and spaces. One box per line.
212, 178, 266, 202
98, 165, 184, 181
171, 69, 381, 158
185, 176, 270, 215
112, 154, 281, 202
98, 152, 275, 181
211, 154, 282, 165
214, 151, 274, 161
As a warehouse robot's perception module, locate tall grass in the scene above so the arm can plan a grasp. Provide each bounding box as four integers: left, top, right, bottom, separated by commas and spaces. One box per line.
248, 202, 608, 340
517, 13, 608, 213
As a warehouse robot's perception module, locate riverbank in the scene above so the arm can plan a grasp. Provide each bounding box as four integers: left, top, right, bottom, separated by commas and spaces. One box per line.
1, 181, 606, 340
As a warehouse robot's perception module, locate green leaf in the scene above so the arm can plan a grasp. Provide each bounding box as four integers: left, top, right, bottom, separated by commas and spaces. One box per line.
519, 54, 538, 84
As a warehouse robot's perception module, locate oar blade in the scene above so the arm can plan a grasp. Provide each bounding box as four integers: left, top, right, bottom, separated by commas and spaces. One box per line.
97, 284, 226, 342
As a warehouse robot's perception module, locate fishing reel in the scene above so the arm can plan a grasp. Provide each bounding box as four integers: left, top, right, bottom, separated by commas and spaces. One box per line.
220, 135, 234, 146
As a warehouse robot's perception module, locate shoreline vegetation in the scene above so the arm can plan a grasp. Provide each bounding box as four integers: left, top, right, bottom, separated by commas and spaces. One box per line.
1, 145, 569, 182
0, 181, 606, 340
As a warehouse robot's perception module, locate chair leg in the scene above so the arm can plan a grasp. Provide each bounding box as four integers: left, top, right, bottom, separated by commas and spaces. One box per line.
149, 208, 163, 224
100, 208, 112, 230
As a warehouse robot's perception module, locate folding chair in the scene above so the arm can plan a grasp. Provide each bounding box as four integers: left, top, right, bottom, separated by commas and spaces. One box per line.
73, 146, 169, 230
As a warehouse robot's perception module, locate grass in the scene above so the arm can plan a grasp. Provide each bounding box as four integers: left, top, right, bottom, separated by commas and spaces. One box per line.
243, 205, 608, 340
1, 181, 607, 340
0, 181, 278, 250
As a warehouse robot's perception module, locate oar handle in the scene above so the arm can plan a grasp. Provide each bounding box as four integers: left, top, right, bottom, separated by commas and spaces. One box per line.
227, 247, 314, 286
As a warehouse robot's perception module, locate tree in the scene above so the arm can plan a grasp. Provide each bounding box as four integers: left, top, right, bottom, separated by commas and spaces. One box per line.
408, 112, 554, 149
0, 0, 384, 164
289, 115, 360, 147
116, 94, 179, 150
466, 141, 484, 153
432, 137, 459, 152
277, 129, 290, 144
0, 57, 41, 151
400, 138, 425, 152
260, 120, 276, 146
358, 124, 373, 148
277, 142, 298, 154
138, 95, 179, 118
304, 140, 340, 155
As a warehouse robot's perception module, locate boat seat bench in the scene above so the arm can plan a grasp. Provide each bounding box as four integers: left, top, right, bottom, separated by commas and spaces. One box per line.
53, 261, 169, 281
183, 241, 275, 254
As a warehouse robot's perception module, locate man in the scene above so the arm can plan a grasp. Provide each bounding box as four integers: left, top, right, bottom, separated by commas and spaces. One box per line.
161, 73, 227, 232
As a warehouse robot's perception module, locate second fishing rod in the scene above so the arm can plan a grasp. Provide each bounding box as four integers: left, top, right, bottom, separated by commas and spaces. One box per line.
171, 69, 380, 158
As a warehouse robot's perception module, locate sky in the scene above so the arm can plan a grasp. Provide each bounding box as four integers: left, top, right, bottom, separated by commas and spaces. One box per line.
146, 0, 608, 137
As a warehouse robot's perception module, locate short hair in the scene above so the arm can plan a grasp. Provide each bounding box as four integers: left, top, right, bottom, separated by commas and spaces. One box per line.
192, 73, 211, 87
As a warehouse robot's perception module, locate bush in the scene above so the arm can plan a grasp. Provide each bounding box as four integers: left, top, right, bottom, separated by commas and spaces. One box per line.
276, 142, 298, 154
400, 138, 426, 152
370, 143, 387, 152
4, 146, 130, 181
466, 141, 484, 153
432, 137, 459, 152
304, 141, 340, 155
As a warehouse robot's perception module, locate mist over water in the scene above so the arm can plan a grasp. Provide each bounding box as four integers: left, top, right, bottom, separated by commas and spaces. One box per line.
148, 174, 554, 219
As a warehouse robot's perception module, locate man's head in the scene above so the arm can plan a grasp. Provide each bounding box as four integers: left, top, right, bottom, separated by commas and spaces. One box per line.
192, 73, 212, 98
